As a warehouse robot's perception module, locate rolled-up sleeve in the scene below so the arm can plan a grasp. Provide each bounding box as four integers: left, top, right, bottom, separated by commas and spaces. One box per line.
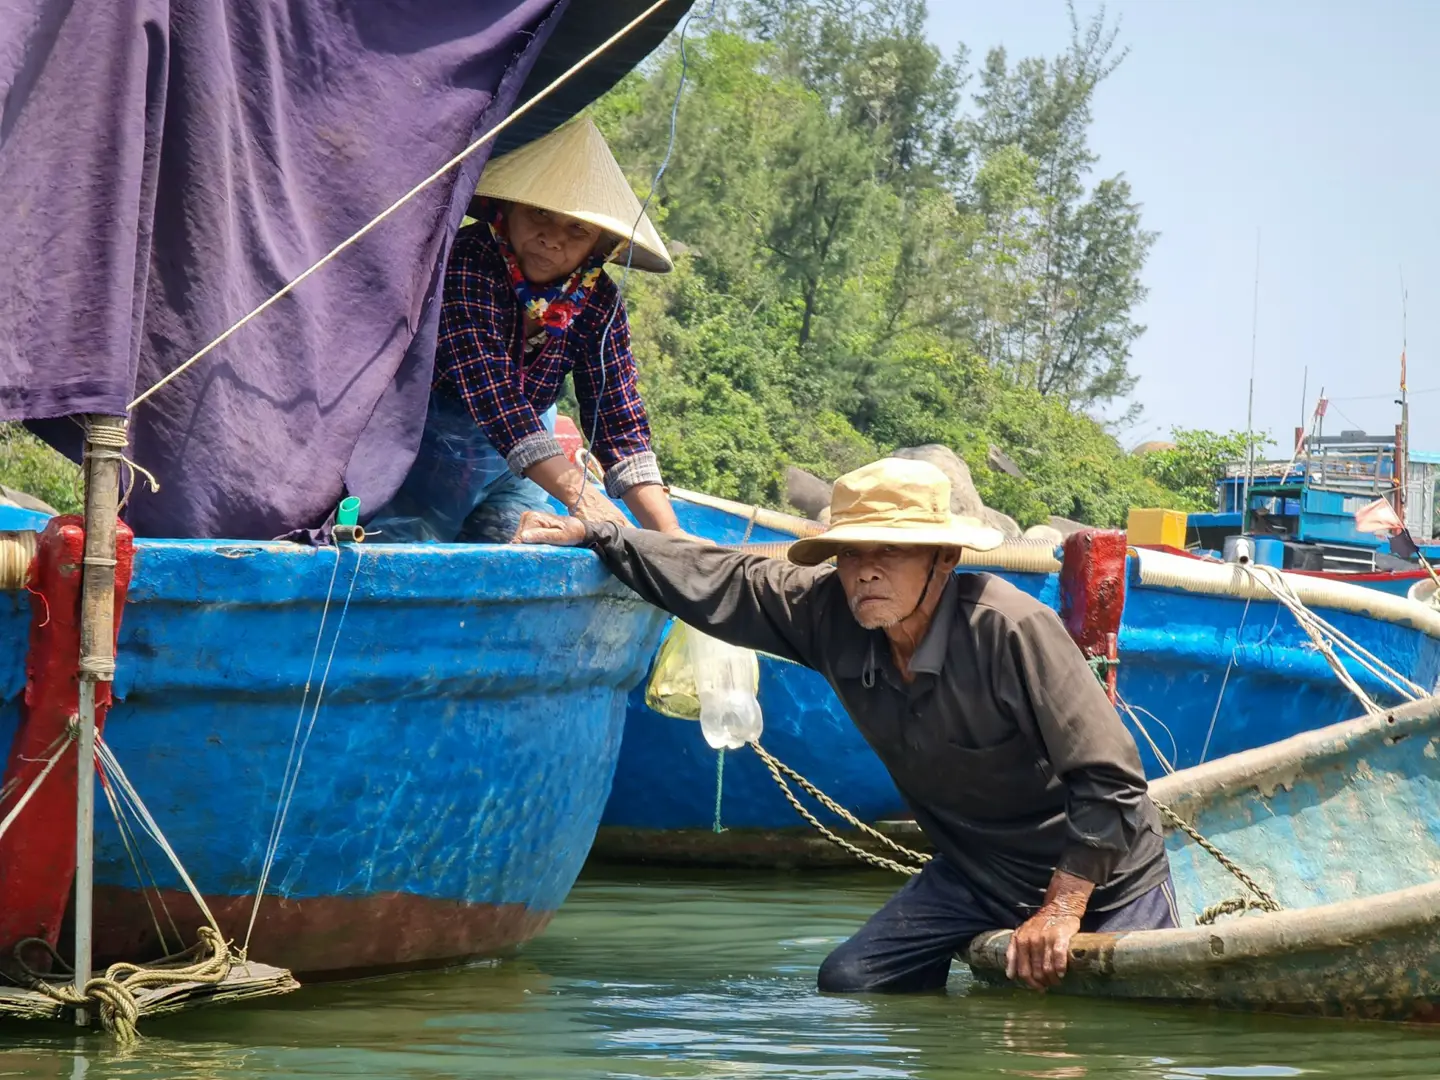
584, 523, 827, 667
1004, 609, 1152, 885
571, 297, 660, 497
438, 255, 562, 472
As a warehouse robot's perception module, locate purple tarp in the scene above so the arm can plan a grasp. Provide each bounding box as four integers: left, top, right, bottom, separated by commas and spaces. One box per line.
0, 0, 566, 538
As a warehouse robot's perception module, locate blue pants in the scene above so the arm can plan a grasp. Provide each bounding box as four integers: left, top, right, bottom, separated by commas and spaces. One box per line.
818, 854, 1179, 994
368, 392, 559, 543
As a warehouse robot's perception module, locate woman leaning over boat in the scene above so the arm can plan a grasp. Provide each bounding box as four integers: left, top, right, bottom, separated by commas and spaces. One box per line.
370, 117, 682, 543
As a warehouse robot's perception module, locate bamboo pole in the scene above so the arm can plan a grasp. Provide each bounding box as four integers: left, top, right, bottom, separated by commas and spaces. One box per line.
74, 415, 125, 1025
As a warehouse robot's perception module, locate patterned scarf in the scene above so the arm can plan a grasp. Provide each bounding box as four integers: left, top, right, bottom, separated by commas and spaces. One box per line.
487, 205, 607, 338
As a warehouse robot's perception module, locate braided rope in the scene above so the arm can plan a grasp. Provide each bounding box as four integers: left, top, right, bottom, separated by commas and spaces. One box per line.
1153, 801, 1280, 918
749, 742, 929, 874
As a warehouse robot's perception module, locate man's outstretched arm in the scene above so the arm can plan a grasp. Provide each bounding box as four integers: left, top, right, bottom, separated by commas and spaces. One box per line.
514, 513, 827, 667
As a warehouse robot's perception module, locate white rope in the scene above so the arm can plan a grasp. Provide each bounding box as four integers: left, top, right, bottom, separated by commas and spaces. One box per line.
127, 0, 677, 413
0, 735, 72, 843
1249, 566, 1426, 697
0, 731, 69, 807
1200, 594, 1251, 764
245, 545, 343, 949
98, 761, 175, 955
1116, 691, 1177, 776
243, 546, 364, 955
93, 738, 221, 936
1242, 564, 1425, 706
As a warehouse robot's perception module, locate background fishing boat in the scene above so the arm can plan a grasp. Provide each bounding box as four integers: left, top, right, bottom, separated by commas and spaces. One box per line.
1135, 428, 1440, 594
967, 693, 1440, 1023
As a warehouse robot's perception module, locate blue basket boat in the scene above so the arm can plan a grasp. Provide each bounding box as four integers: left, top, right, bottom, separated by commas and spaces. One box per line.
1116, 548, 1440, 776
0, 532, 663, 978
967, 693, 1440, 1023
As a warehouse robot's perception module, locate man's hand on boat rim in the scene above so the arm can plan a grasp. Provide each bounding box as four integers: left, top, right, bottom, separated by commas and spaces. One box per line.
1005, 869, 1093, 991
514, 511, 589, 547
512, 510, 714, 547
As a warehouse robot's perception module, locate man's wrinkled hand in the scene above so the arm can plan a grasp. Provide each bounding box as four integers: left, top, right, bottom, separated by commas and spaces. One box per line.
512, 511, 588, 547
1004, 910, 1081, 991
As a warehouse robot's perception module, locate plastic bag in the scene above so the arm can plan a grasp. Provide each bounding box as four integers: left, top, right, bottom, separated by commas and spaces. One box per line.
645, 621, 763, 748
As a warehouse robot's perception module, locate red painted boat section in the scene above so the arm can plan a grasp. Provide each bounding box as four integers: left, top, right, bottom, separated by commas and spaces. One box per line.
91, 886, 552, 979
1059, 529, 1127, 702
0, 515, 134, 960
555, 414, 584, 464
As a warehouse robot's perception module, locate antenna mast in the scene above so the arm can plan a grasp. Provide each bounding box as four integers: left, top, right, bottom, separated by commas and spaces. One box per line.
1397, 271, 1409, 526
1240, 229, 1261, 533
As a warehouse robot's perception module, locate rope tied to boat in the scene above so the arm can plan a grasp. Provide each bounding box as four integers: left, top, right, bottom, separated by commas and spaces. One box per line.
1151, 801, 1281, 921
14, 927, 231, 1044
749, 742, 929, 876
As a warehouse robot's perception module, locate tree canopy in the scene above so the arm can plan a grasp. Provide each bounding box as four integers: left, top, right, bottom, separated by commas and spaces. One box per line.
594, 0, 1176, 526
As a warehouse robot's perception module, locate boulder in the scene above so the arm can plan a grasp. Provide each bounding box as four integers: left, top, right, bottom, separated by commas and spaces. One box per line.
986, 444, 1024, 479
785, 466, 833, 520
890, 445, 985, 519
1131, 440, 1176, 456
1047, 516, 1088, 537
1022, 524, 1065, 546
0, 484, 57, 515
980, 506, 1022, 538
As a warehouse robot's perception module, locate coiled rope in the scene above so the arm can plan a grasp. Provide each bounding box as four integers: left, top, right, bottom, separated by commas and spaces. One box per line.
17, 928, 230, 1045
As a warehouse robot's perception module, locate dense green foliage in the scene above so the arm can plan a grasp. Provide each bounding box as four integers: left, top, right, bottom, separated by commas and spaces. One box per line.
596, 0, 1179, 525
1140, 428, 1274, 512
0, 424, 81, 515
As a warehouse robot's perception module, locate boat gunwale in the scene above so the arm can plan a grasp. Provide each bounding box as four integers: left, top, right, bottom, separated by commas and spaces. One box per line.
1147, 694, 1440, 816
966, 876, 1440, 979
1131, 547, 1440, 639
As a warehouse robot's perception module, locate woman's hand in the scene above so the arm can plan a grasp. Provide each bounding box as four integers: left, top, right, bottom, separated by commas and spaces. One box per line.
569, 481, 630, 527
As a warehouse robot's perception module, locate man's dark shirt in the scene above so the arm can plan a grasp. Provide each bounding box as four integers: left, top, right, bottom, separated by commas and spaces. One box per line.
584, 524, 1168, 917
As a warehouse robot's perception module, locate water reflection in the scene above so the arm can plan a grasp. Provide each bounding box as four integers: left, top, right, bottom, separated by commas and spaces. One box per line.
0, 869, 1437, 1079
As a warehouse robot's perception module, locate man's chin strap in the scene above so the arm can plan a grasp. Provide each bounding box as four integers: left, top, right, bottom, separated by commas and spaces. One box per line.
901, 552, 942, 626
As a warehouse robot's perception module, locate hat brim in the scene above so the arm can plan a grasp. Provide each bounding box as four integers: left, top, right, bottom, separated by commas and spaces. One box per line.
466, 195, 673, 273
787, 519, 1005, 567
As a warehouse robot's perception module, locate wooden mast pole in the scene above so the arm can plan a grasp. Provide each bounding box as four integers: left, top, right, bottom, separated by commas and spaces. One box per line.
74, 414, 125, 1025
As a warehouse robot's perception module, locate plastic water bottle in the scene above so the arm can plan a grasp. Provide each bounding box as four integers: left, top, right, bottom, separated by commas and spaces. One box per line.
698, 688, 764, 750
685, 628, 764, 749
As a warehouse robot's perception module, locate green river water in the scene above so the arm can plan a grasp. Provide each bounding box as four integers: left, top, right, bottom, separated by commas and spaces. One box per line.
2, 869, 1437, 1079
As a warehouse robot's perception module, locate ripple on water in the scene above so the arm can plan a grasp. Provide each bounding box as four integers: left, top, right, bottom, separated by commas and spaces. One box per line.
2, 869, 1439, 1079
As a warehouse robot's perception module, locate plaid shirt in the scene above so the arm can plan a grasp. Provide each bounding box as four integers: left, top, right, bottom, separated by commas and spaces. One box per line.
434, 223, 660, 496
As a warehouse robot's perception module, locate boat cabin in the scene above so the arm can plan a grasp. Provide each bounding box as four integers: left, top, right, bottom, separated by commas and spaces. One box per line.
1185, 431, 1440, 572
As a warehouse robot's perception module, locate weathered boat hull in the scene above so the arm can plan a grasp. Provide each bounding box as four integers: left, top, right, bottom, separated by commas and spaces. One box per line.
0, 538, 664, 978
967, 694, 1440, 1022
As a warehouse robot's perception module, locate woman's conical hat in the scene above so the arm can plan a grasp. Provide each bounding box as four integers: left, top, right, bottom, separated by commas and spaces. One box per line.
471, 117, 672, 274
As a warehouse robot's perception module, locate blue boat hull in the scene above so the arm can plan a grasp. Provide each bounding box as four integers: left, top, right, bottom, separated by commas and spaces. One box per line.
1116, 552, 1440, 775
0, 538, 664, 977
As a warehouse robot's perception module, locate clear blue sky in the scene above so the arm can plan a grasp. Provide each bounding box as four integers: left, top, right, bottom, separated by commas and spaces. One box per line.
926, 0, 1439, 455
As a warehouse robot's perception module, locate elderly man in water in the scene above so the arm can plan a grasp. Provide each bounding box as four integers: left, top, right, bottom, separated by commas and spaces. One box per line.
514, 458, 1177, 993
